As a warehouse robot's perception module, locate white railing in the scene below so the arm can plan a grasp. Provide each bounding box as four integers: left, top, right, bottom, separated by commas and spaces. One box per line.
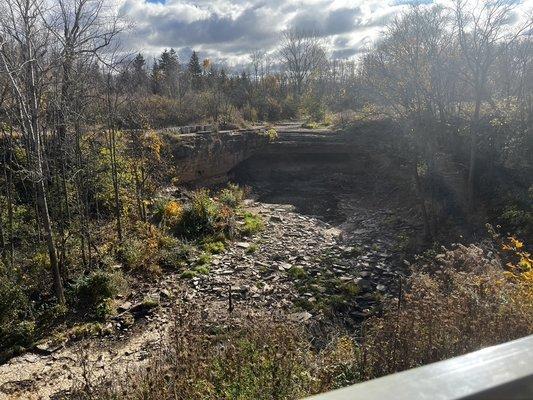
304, 335, 533, 400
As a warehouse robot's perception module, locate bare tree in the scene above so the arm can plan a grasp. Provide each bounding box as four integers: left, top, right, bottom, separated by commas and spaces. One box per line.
452, 0, 532, 210
50, 0, 123, 261
48, 0, 121, 142
361, 5, 456, 239
0, 0, 65, 303
279, 28, 327, 97
250, 49, 265, 83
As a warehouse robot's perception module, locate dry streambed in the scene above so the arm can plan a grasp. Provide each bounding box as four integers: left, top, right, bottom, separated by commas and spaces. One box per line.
0, 200, 411, 400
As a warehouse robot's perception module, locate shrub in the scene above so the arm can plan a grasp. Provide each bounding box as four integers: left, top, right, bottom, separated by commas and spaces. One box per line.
95, 299, 116, 321
268, 128, 279, 140
2, 320, 35, 349
152, 197, 184, 229
265, 96, 283, 121
195, 265, 210, 275
197, 252, 212, 266
0, 275, 34, 360
302, 121, 321, 129
159, 248, 187, 269
203, 240, 226, 254
0, 275, 30, 325
68, 322, 112, 341
119, 238, 145, 269
218, 183, 246, 209
181, 270, 198, 279
175, 189, 220, 238
126, 95, 183, 128
73, 270, 127, 319
241, 212, 264, 236
262, 128, 278, 141
0, 319, 35, 361
500, 204, 532, 237
159, 238, 193, 269
301, 92, 326, 123
218, 103, 246, 130
242, 104, 258, 123
174, 189, 238, 240
357, 243, 533, 380
118, 227, 163, 276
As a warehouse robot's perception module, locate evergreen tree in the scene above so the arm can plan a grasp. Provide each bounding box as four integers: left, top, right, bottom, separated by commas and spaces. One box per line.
188, 51, 202, 90
131, 53, 148, 91
187, 51, 202, 76
151, 57, 162, 94
159, 48, 180, 77
152, 49, 180, 97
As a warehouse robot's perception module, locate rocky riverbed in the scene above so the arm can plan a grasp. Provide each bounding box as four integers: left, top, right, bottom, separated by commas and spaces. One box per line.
0, 197, 415, 399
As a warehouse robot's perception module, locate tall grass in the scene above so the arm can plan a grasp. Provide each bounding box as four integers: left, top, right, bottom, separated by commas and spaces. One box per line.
72, 243, 533, 399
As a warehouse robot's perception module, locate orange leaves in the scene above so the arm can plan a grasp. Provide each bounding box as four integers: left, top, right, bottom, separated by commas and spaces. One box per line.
502, 236, 532, 274
164, 201, 183, 219
163, 200, 184, 228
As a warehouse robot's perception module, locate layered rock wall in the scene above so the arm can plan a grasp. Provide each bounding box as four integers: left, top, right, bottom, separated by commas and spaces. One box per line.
162, 129, 269, 185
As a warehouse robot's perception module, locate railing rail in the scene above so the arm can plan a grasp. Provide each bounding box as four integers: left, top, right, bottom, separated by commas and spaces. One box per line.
304, 335, 533, 400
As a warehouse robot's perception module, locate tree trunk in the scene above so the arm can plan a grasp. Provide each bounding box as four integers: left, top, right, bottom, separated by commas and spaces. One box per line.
36, 177, 65, 304
467, 95, 481, 212
27, 41, 66, 304
414, 161, 433, 241
2, 133, 14, 268
109, 129, 123, 241
0, 207, 6, 267
31, 109, 65, 304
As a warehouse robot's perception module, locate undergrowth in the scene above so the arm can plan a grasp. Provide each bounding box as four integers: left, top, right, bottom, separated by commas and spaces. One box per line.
71, 237, 533, 399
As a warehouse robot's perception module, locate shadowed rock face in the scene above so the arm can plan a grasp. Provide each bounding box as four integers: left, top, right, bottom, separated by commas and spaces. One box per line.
161, 123, 417, 221
231, 127, 413, 222
161, 124, 368, 187
163, 129, 269, 185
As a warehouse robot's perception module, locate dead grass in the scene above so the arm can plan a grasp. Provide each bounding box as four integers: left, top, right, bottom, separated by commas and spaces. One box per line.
71, 310, 319, 400
357, 243, 533, 380
71, 243, 533, 399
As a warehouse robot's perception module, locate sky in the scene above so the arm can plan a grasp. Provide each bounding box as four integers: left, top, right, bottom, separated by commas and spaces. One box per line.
115, 0, 533, 67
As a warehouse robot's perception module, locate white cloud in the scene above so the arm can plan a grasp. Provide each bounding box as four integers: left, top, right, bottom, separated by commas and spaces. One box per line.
114, 0, 533, 65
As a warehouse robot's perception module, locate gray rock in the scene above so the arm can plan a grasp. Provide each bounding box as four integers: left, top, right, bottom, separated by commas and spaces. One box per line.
118, 301, 133, 312
288, 311, 312, 322
357, 278, 373, 291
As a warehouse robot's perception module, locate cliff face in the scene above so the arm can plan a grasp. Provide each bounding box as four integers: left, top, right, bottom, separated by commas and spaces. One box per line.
162, 129, 269, 185
160, 123, 402, 187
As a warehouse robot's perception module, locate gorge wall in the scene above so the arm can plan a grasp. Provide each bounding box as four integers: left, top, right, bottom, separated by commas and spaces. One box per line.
161, 122, 402, 187
162, 128, 269, 185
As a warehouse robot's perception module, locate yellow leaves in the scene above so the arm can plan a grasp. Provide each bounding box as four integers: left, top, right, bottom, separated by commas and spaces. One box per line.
500, 234, 533, 304
502, 236, 524, 251
511, 237, 524, 249
164, 201, 183, 219
502, 235, 533, 296
142, 130, 163, 160
518, 255, 532, 272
